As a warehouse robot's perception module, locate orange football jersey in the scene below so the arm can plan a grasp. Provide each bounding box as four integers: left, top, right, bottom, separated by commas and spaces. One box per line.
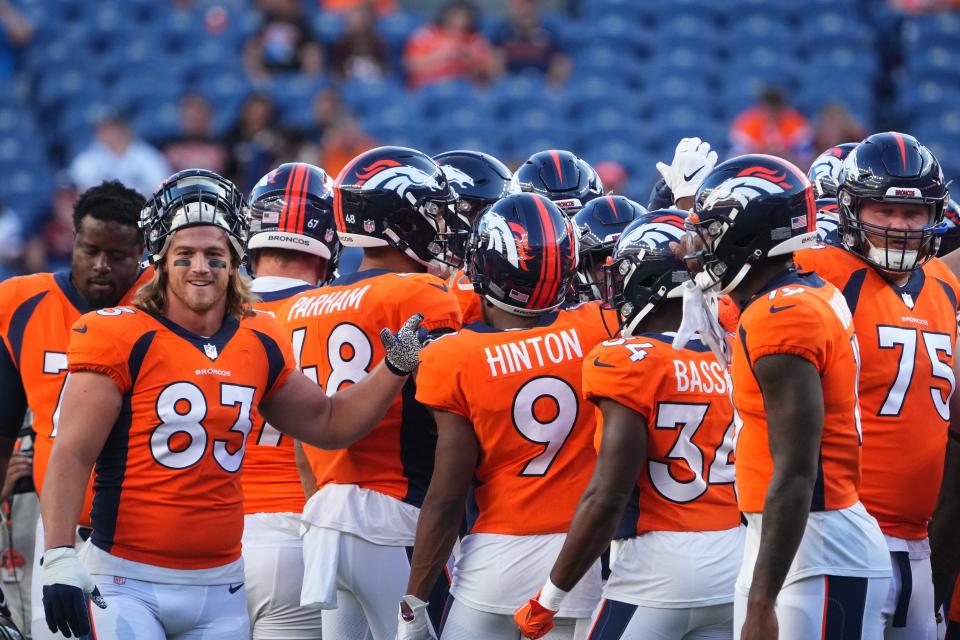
794, 245, 960, 539
68, 305, 296, 569
0, 269, 150, 526
242, 283, 317, 515
277, 269, 462, 506
447, 268, 482, 325
582, 334, 740, 536
733, 269, 862, 514
416, 302, 610, 535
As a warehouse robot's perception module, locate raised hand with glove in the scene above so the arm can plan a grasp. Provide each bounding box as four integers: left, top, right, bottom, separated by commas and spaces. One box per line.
42, 546, 107, 638
396, 595, 437, 640
656, 137, 718, 206
381, 313, 427, 376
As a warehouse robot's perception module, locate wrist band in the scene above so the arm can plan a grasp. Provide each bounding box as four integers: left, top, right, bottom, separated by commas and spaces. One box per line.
383, 358, 408, 377
537, 578, 568, 611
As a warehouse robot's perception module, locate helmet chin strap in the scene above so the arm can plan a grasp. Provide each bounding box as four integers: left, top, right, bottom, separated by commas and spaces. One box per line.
719, 262, 753, 295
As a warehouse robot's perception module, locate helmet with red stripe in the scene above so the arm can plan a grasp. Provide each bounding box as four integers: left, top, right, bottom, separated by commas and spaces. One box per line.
466, 192, 579, 317
688, 154, 816, 294
807, 142, 858, 198
513, 150, 603, 215
247, 163, 340, 277
571, 195, 647, 300
602, 209, 689, 338
836, 131, 948, 272
334, 146, 465, 275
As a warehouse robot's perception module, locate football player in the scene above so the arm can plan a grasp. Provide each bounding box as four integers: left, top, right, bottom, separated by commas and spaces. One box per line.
434, 149, 516, 324
514, 210, 743, 640
39, 169, 426, 639
683, 154, 890, 640
570, 195, 646, 301
241, 163, 341, 639
513, 150, 603, 216
278, 146, 465, 640
397, 192, 609, 640
794, 133, 960, 640
0, 180, 150, 640
807, 143, 858, 198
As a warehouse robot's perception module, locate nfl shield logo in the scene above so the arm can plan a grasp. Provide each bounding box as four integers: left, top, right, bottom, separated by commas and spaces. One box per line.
204, 343, 218, 359
363, 219, 376, 233
114, 576, 125, 585
325, 228, 335, 242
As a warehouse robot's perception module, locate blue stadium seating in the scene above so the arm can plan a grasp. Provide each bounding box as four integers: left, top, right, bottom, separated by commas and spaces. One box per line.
9, 0, 956, 275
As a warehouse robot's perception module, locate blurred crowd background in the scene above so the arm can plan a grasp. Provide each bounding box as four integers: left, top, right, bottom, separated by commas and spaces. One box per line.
0, 0, 958, 280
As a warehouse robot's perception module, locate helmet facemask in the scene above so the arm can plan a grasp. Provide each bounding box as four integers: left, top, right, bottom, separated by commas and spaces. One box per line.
384, 193, 469, 276
142, 171, 247, 265
839, 194, 946, 273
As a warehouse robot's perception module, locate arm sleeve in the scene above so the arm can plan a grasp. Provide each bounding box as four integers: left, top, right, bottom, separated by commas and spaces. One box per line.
67, 315, 132, 393
647, 178, 674, 210
253, 315, 297, 401
582, 343, 661, 422
397, 277, 464, 334
742, 300, 829, 371
0, 338, 26, 438
415, 335, 469, 418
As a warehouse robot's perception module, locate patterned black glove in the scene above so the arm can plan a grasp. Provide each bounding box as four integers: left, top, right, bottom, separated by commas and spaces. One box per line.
380, 314, 426, 376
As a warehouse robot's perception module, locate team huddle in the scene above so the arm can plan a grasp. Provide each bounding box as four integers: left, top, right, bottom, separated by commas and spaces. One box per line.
0, 132, 958, 640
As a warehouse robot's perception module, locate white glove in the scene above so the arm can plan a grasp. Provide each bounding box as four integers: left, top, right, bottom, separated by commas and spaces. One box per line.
656, 137, 718, 202
672, 280, 730, 367
42, 547, 107, 637
396, 595, 437, 640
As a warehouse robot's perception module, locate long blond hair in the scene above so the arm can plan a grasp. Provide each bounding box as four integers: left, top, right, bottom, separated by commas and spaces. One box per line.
133, 257, 257, 319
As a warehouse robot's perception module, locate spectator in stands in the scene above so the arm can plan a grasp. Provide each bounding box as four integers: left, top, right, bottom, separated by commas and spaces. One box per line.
595, 160, 627, 194
812, 102, 867, 154
888, 0, 960, 11
0, 197, 23, 279
403, 1, 497, 89
330, 3, 390, 81
309, 86, 349, 140
68, 114, 171, 197
0, 0, 33, 78
322, 0, 395, 15
163, 93, 229, 174
244, 0, 324, 82
22, 173, 77, 274
225, 93, 280, 192
493, 0, 570, 87
320, 114, 378, 177
729, 86, 813, 167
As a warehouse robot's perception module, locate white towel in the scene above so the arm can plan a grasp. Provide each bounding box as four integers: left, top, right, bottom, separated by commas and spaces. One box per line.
299, 523, 341, 609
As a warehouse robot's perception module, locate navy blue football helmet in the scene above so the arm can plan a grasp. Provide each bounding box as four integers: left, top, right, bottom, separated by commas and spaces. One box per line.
602, 209, 690, 337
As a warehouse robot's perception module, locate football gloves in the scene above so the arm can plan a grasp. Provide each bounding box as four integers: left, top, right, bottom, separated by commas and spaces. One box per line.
41, 547, 107, 638
380, 313, 426, 376
396, 595, 436, 640
514, 596, 558, 639
656, 137, 718, 202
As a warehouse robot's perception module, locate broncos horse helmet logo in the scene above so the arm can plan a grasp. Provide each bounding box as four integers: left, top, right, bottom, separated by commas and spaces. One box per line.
355, 160, 445, 201
484, 213, 535, 271
439, 164, 476, 191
